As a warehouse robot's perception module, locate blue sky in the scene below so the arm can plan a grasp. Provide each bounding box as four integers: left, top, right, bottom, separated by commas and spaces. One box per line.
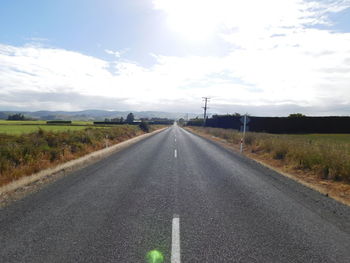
0, 0, 350, 116
1, 0, 163, 64
0, 0, 228, 65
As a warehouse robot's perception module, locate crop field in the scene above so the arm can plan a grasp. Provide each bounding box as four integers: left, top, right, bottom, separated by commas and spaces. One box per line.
0, 124, 93, 135
0, 120, 97, 135
0, 120, 47, 125
187, 126, 350, 183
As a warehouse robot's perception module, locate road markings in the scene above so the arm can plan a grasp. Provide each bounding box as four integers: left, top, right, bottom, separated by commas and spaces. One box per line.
175, 138, 176, 142
174, 149, 177, 158
171, 215, 181, 263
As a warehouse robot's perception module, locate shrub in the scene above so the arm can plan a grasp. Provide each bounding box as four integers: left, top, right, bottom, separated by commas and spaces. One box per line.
273, 148, 288, 160
244, 134, 255, 145
139, 121, 150, 133
49, 149, 60, 162
0, 125, 142, 187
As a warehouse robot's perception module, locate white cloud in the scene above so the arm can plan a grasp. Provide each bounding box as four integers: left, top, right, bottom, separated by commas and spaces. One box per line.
153, 0, 329, 40
1, 32, 350, 114
150, 0, 350, 114
0, 0, 350, 115
153, 0, 350, 34
105, 49, 121, 58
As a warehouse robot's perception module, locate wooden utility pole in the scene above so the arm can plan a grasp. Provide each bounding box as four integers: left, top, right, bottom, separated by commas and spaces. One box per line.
202, 97, 210, 126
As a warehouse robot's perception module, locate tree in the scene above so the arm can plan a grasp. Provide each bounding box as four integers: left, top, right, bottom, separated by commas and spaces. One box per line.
288, 113, 306, 118
111, 118, 121, 122
177, 118, 185, 126
7, 113, 25, 120
126, 113, 134, 123
139, 120, 150, 132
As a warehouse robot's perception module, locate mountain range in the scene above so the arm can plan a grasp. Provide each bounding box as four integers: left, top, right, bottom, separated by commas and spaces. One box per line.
0, 110, 199, 121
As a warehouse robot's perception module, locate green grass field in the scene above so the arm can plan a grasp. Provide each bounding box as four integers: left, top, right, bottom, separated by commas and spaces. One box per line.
0, 120, 47, 125
0, 120, 98, 135
71, 121, 94, 125
0, 125, 92, 135
0, 120, 94, 125
0, 120, 160, 135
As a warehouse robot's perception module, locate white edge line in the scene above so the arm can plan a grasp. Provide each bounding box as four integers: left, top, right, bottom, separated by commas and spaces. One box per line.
171, 215, 181, 263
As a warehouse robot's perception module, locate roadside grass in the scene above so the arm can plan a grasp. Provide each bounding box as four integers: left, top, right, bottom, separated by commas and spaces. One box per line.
288, 133, 350, 143
187, 127, 350, 183
0, 125, 164, 187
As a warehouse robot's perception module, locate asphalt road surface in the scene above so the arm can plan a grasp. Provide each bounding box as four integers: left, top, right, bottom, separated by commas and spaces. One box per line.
1, 124, 350, 262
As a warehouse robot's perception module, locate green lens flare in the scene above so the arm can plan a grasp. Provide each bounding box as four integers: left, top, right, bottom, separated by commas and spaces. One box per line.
146, 250, 164, 263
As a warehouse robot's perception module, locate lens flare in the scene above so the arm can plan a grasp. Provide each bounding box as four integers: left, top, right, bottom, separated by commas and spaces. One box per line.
146, 250, 164, 263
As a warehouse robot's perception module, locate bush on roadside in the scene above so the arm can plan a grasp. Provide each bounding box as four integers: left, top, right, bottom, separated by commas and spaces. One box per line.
0, 125, 142, 187
244, 134, 255, 145
273, 148, 288, 160
139, 121, 150, 133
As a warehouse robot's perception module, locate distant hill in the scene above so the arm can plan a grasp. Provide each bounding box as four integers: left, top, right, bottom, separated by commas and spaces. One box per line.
0, 110, 199, 121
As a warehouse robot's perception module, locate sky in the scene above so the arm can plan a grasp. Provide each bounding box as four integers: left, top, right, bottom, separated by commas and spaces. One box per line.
0, 0, 350, 116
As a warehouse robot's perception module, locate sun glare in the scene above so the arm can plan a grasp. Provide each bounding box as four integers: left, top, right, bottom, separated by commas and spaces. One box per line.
153, 0, 310, 41
154, 0, 222, 41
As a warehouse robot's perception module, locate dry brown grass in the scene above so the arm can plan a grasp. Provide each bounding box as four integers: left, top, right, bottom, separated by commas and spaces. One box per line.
187, 126, 350, 206
0, 125, 165, 187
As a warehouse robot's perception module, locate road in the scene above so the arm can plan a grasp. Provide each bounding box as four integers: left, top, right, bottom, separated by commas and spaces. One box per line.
0, 124, 350, 262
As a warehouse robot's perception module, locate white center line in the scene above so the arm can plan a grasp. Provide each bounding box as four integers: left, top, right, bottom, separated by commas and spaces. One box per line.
174, 149, 177, 158
175, 138, 177, 142
171, 215, 181, 263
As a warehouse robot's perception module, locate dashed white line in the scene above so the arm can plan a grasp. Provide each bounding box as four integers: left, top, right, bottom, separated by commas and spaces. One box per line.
174, 149, 177, 158
175, 138, 177, 142
171, 215, 181, 263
